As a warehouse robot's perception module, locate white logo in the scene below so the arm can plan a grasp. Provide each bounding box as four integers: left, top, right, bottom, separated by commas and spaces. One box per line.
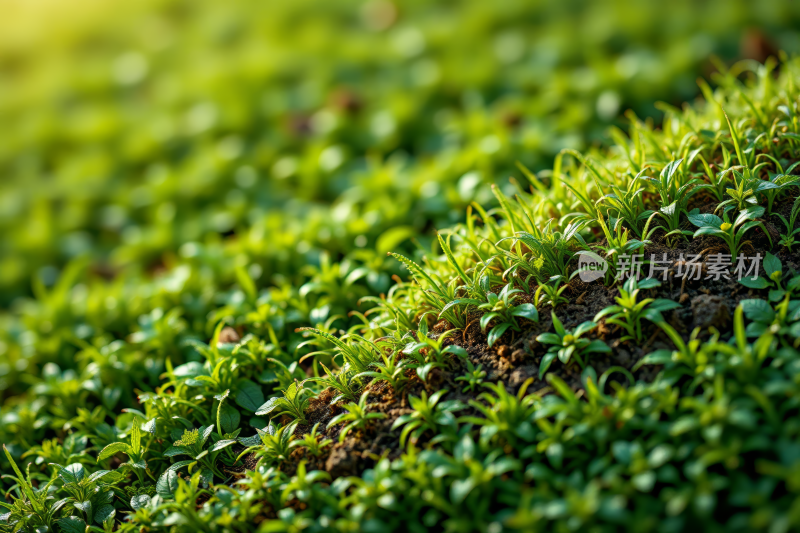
577, 251, 607, 282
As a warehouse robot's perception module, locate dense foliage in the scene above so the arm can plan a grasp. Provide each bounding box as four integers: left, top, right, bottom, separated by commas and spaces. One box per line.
3, 1, 800, 532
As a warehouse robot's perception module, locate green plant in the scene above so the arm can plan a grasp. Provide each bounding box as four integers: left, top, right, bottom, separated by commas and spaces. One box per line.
738, 298, 800, 339
6, 21, 800, 533
536, 313, 610, 377
237, 421, 299, 468
534, 275, 569, 309
401, 326, 469, 381
280, 461, 332, 506
475, 284, 539, 346
647, 158, 701, 244
500, 219, 589, 281
635, 321, 721, 377
460, 380, 538, 446
96, 422, 150, 484
594, 277, 680, 342
327, 391, 387, 442
289, 423, 332, 457
310, 363, 361, 404
455, 361, 486, 393
762, 169, 800, 213
776, 196, 800, 251
420, 433, 522, 505
737, 252, 800, 301
696, 149, 734, 202
717, 171, 773, 211
391, 390, 466, 446
596, 169, 653, 239
0, 446, 66, 532
49, 462, 119, 526
297, 329, 380, 374
160, 425, 237, 483
688, 206, 772, 257
256, 381, 312, 423
355, 350, 409, 392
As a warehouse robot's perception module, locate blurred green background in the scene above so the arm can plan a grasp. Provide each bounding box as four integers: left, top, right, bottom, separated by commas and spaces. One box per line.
2, 0, 799, 307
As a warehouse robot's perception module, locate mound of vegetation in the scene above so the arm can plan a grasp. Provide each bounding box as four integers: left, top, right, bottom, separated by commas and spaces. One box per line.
3, 53, 800, 532
3, 2, 800, 532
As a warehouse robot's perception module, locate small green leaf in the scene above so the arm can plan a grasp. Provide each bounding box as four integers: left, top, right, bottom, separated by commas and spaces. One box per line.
74, 501, 92, 522
209, 439, 237, 453
539, 352, 557, 379
255, 397, 281, 416
764, 252, 782, 279
442, 345, 468, 358
511, 303, 539, 322
94, 504, 115, 525
157, 469, 179, 498
235, 380, 265, 412
97, 442, 132, 462
131, 494, 151, 510
219, 403, 241, 433
57, 516, 87, 533
487, 322, 512, 347
59, 463, 86, 485
739, 299, 775, 324
739, 277, 770, 289
687, 212, 723, 228
769, 289, 787, 302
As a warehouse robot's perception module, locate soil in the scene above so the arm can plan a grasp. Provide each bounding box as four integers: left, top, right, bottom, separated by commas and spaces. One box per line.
227, 196, 799, 492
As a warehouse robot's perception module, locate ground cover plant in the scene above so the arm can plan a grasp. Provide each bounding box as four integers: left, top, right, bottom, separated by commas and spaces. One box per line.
4, 2, 800, 532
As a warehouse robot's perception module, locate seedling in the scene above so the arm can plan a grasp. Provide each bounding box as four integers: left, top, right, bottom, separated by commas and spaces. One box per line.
401, 325, 469, 381
738, 297, 800, 339
460, 379, 538, 446
391, 390, 466, 446
256, 380, 313, 422
96, 422, 150, 484
355, 350, 409, 392
236, 421, 299, 468
536, 313, 610, 378
594, 278, 680, 343
455, 361, 487, 393
310, 363, 361, 404
688, 206, 772, 257
534, 275, 569, 309
48, 462, 119, 526
289, 423, 332, 457
327, 391, 387, 441
776, 196, 800, 251
738, 252, 800, 301
596, 169, 653, 239
161, 425, 237, 482
1, 446, 65, 532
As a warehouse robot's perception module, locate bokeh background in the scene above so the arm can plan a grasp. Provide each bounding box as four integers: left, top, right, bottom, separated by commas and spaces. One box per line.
1, 0, 800, 396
